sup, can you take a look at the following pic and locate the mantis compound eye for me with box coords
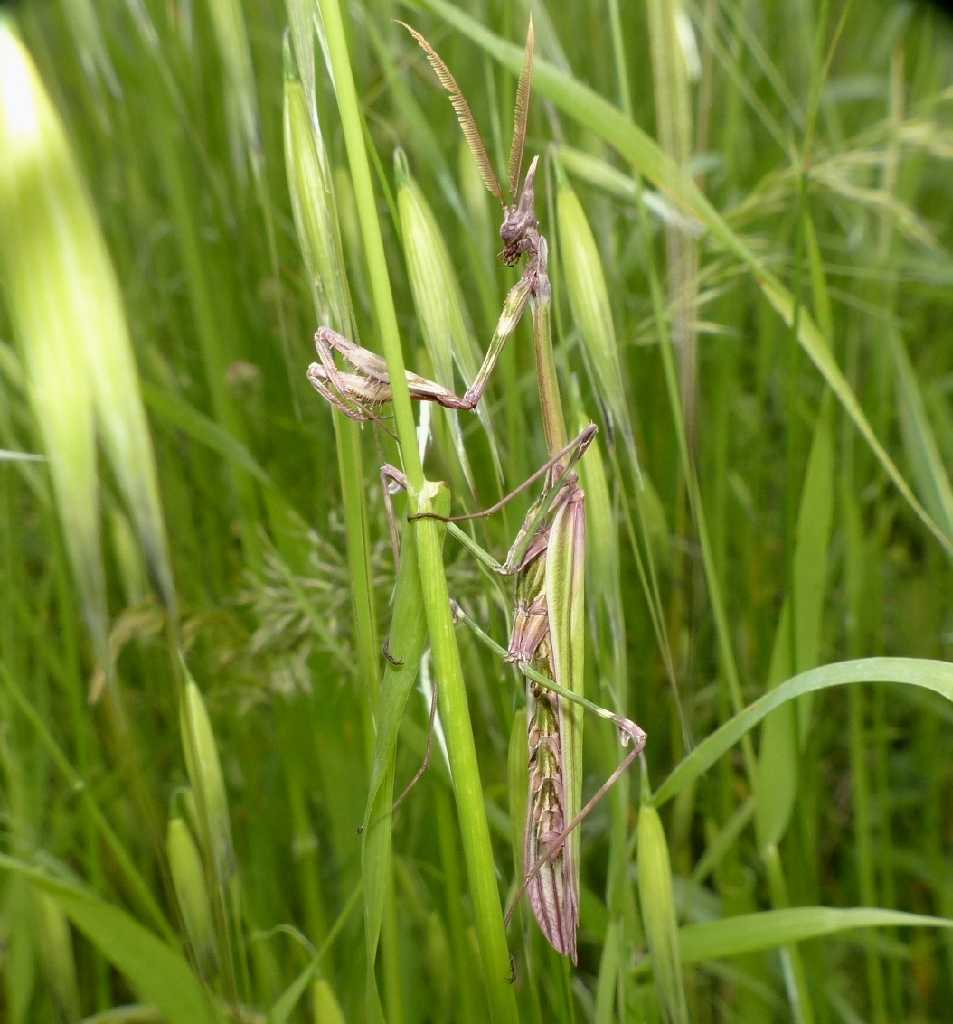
[500,208,520,244]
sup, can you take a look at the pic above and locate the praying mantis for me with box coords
[306,18,646,964]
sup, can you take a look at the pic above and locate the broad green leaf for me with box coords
[0,857,219,1024]
[656,658,953,806]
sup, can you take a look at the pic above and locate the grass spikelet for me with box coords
[180,673,234,884]
[637,803,688,1024]
[31,888,81,1021]
[0,22,105,665]
[179,665,248,996]
[166,816,215,975]
[556,176,640,480]
[0,22,177,670]
[284,44,354,336]
[3,21,173,616]
[312,978,347,1024]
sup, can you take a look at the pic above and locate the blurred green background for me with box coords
[2,0,953,1021]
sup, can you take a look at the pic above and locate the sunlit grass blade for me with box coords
[2,23,175,620]
[0,23,108,664]
[555,143,703,236]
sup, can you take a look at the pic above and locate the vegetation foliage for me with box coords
[2,1,953,1021]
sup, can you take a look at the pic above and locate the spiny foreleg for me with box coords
[307,274,532,421]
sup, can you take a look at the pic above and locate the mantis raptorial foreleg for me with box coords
[307,246,533,422]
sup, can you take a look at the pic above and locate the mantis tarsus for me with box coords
[307,18,646,964]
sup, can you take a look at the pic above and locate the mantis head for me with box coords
[500,155,540,266]
[400,17,537,267]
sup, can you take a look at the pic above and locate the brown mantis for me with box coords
[306,18,646,964]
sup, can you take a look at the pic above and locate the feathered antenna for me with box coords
[507,17,534,199]
[397,21,504,204]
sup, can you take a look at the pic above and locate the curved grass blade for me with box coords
[655,658,953,806]
[0,857,220,1024]
[676,907,953,964]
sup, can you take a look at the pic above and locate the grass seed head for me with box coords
[166,816,216,974]
[283,56,354,336]
[0,24,175,659]
[31,889,81,1021]
[557,179,639,472]
[180,676,235,884]
[637,804,689,1024]
[396,148,481,488]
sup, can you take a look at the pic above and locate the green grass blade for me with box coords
[755,395,834,849]
[656,658,953,806]
[891,330,953,541]
[0,856,221,1024]
[361,487,447,1017]
[637,804,689,1024]
[317,3,518,1017]
[677,907,953,964]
